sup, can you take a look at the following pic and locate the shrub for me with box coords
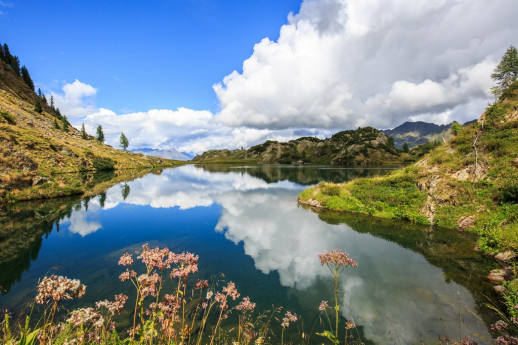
[0,111,15,124]
[321,184,341,196]
[92,157,115,171]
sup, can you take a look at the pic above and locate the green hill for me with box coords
[193,126,407,165]
[299,81,518,254]
[0,56,179,203]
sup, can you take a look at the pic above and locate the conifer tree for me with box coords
[0,43,5,63]
[50,95,55,110]
[38,88,43,98]
[34,99,42,113]
[53,118,59,129]
[402,142,409,153]
[55,107,62,118]
[81,123,88,139]
[119,132,129,150]
[96,125,104,143]
[10,55,20,75]
[20,66,35,91]
[491,45,518,97]
[61,115,69,132]
[2,44,13,66]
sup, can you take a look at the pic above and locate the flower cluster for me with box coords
[138,244,175,271]
[236,297,256,311]
[137,272,162,298]
[281,311,298,328]
[95,294,128,316]
[223,282,240,300]
[195,279,209,290]
[318,249,358,268]
[35,275,86,304]
[67,307,104,328]
[170,252,199,280]
[318,300,328,311]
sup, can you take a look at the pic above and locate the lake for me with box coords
[0,164,499,344]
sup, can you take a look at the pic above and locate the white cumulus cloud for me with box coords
[213,0,517,129]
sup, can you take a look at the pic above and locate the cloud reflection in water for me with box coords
[64,165,490,343]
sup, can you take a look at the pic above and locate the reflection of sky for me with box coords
[60,165,490,344]
[213,187,490,343]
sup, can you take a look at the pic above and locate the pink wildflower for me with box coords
[35,275,86,304]
[118,252,133,266]
[318,249,358,268]
[95,294,128,315]
[138,272,161,298]
[119,269,136,282]
[195,279,209,290]
[138,244,174,271]
[236,297,256,311]
[281,311,298,328]
[492,320,509,332]
[215,292,228,310]
[223,281,240,300]
[494,335,518,345]
[170,252,199,280]
[67,307,103,328]
[319,300,328,311]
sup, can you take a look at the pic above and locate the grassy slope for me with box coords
[299,81,518,254]
[0,61,182,203]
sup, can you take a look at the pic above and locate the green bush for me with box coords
[321,184,341,196]
[0,111,15,124]
[499,183,518,204]
[92,157,115,171]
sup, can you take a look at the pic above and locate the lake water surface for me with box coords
[0,165,500,344]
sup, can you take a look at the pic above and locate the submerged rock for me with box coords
[487,269,512,284]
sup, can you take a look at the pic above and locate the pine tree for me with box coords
[50,95,55,110]
[402,142,409,153]
[2,44,13,66]
[20,66,35,91]
[10,55,20,75]
[119,132,129,150]
[96,125,104,143]
[38,88,43,98]
[53,119,59,129]
[34,99,42,114]
[80,123,88,139]
[491,45,518,97]
[55,107,62,118]
[0,43,5,63]
[61,115,69,132]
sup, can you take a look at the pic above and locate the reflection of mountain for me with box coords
[196,164,397,185]
[0,197,80,294]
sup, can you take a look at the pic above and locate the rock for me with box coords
[493,285,507,295]
[457,215,476,230]
[495,251,517,262]
[487,269,512,284]
[32,175,49,186]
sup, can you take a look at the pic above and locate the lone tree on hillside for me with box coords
[96,125,104,143]
[119,132,129,150]
[491,45,518,97]
[80,123,88,140]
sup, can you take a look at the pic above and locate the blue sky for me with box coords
[1,0,518,154]
[1,0,301,113]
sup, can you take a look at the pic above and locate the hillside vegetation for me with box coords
[0,57,179,203]
[194,127,412,165]
[299,80,518,254]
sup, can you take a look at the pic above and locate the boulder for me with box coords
[495,251,517,262]
[487,269,512,284]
